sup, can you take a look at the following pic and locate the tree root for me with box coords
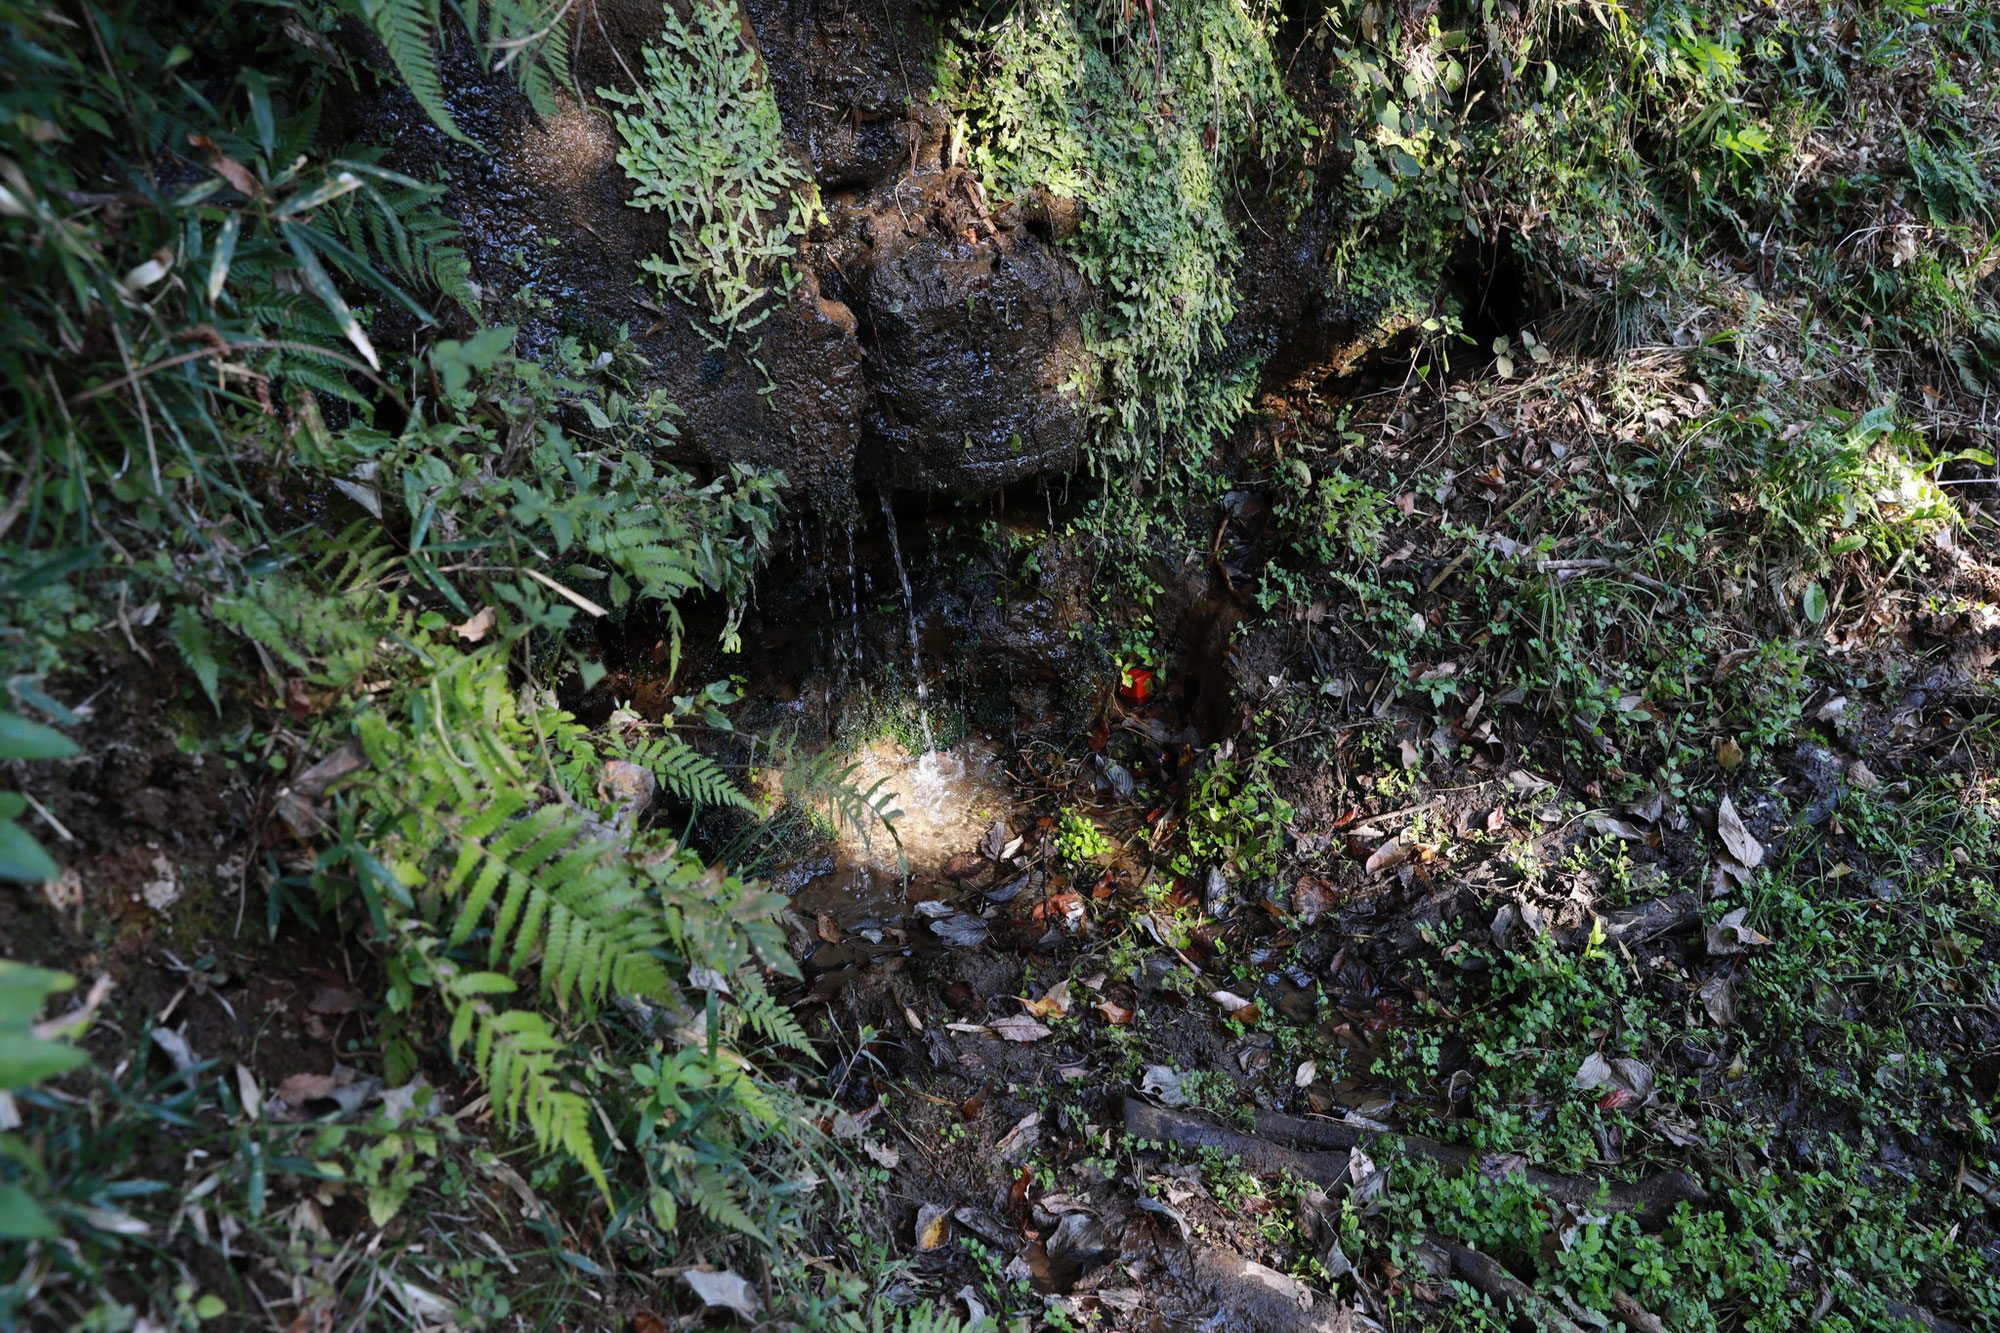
[1419,1234,1583,1333]
[1123,1101,1971,1333]
[1124,1098,1708,1231]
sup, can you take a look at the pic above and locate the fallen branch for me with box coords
[1566,892,1702,949]
[1608,1289,1666,1333]
[1879,1299,1968,1333]
[1533,558,1684,602]
[1422,1234,1583,1333]
[1124,1099,1708,1231]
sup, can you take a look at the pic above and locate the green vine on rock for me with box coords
[940,0,1307,496]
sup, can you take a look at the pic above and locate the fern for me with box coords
[442,966,609,1198]
[359,653,676,1013]
[487,0,578,119]
[732,968,813,1057]
[785,750,904,854]
[599,0,810,334]
[620,733,755,812]
[342,0,582,148]
[352,0,465,143]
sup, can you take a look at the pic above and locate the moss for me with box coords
[939,0,1307,495]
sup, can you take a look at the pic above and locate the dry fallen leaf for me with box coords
[995,1111,1042,1160]
[1095,1000,1134,1026]
[1587,813,1647,842]
[683,1268,761,1318]
[235,1064,262,1122]
[1021,980,1071,1020]
[1698,973,1737,1026]
[453,606,497,643]
[277,1072,337,1108]
[1294,1060,1317,1089]
[1364,837,1411,875]
[987,1014,1053,1043]
[1715,795,1763,868]
[1715,737,1744,771]
[307,986,357,1015]
[1705,907,1773,955]
[915,1203,951,1251]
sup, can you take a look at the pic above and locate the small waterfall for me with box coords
[878,492,937,762]
[819,517,844,725]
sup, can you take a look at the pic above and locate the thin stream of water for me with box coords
[880,488,932,756]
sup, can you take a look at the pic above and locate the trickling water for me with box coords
[820,518,844,724]
[845,523,859,625]
[878,492,938,763]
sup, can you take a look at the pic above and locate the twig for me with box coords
[1533,557,1685,602]
[1123,1098,1708,1230]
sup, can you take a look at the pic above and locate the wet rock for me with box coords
[823,168,1094,494]
[741,0,939,193]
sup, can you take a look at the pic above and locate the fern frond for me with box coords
[782,750,903,853]
[733,969,813,1058]
[642,734,754,811]
[351,0,469,143]
[686,1162,761,1238]
[445,973,609,1199]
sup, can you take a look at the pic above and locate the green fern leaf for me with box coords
[351,0,470,144]
[650,735,754,811]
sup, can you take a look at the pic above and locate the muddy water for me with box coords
[779,734,1020,926]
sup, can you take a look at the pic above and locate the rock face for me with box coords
[822,166,1093,494]
[371,0,1095,504]
[361,0,1370,507]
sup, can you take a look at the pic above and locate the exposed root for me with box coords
[1419,1234,1584,1333]
[1124,1099,1710,1231]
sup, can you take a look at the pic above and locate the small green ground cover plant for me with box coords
[601,0,812,341]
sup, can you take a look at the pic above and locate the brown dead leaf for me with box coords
[1094,1001,1134,1026]
[816,911,842,943]
[1698,973,1737,1026]
[915,1201,951,1249]
[306,986,357,1015]
[1020,980,1071,1020]
[1715,737,1744,771]
[1030,893,1081,921]
[454,606,497,643]
[1294,875,1334,924]
[1705,907,1773,955]
[1715,795,1763,868]
[277,1072,336,1109]
[994,1111,1042,1159]
[988,1014,1053,1043]
[1364,837,1412,875]
[187,133,260,197]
